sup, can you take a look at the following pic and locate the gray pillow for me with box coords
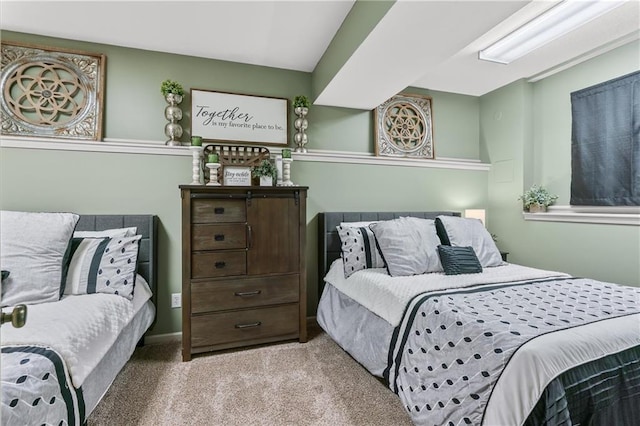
[369,217,442,277]
[1,211,79,306]
[435,215,503,267]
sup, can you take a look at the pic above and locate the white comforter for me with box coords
[324,259,640,425]
[324,259,569,326]
[1,278,152,388]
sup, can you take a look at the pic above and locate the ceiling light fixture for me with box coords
[479,0,625,64]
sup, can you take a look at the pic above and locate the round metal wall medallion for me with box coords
[1,42,105,140]
[375,93,434,159]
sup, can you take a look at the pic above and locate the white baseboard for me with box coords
[145,332,181,345]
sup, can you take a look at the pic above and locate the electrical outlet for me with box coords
[171,293,181,308]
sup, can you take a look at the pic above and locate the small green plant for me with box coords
[251,159,278,180]
[519,184,558,209]
[293,95,310,109]
[160,80,184,97]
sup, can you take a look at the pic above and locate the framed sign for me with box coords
[191,89,289,146]
[223,167,252,186]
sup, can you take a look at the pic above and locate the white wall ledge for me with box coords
[0,136,490,172]
[523,205,640,226]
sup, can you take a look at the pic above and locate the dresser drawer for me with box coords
[192,251,246,278]
[192,199,246,224]
[192,224,247,251]
[191,274,299,313]
[191,304,299,348]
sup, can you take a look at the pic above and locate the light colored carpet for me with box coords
[88,327,412,425]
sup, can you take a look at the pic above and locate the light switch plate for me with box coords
[171,293,181,308]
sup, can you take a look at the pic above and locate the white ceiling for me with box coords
[1,0,639,110]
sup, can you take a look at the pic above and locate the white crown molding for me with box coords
[528,31,640,83]
[0,136,490,171]
[523,205,640,226]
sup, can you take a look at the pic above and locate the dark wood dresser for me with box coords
[179,185,308,361]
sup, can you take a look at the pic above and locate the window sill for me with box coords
[522,206,640,226]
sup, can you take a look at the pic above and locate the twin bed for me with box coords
[1,214,158,425]
[317,211,640,426]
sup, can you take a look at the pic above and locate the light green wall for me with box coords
[0,31,486,335]
[532,41,640,201]
[480,80,530,257]
[0,149,189,335]
[0,31,308,143]
[311,87,480,158]
[481,42,640,287]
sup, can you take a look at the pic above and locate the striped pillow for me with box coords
[437,245,483,275]
[337,225,385,278]
[65,235,141,300]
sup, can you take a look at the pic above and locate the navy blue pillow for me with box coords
[437,245,482,275]
[435,217,451,245]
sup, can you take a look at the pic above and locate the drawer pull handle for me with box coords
[215,261,226,269]
[235,321,261,329]
[234,290,261,297]
[214,234,225,241]
[214,207,225,214]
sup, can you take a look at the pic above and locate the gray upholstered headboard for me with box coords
[75,215,158,305]
[317,211,461,297]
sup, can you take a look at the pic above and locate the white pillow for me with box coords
[369,217,443,277]
[74,227,137,238]
[336,225,385,278]
[65,235,141,300]
[435,215,503,268]
[339,220,380,228]
[1,211,79,306]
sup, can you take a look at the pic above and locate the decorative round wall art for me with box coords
[0,42,105,141]
[374,93,434,159]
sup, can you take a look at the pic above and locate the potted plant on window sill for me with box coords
[251,159,278,186]
[519,185,558,213]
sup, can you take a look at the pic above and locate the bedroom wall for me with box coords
[481,41,640,288]
[0,31,487,336]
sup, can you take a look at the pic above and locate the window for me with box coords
[570,71,640,206]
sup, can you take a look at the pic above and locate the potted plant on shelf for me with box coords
[519,185,558,213]
[160,80,185,146]
[293,95,310,110]
[160,80,185,98]
[251,159,278,186]
[292,95,310,153]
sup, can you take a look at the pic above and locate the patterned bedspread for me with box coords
[1,346,85,426]
[385,276,640,426]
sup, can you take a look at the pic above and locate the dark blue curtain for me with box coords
[570,71,640,206]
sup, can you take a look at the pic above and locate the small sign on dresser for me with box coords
[223,167,251,186]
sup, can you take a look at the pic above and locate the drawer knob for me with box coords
[235,321,261,329]
[234,290,261,297]
[215,261,226,269]
[214,234,225,241]
[214,207,225,214]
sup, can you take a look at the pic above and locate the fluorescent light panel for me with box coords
[479,0,625,64]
